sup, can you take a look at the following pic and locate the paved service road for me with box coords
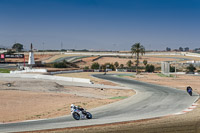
[0,74,198,133]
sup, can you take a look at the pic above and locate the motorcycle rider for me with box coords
[186,86,193,96]
[71,104,87,115]
[71,104,75,112]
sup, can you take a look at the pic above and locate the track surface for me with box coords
[0,74,198,133]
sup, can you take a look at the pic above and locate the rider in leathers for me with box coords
[71,104,87,115]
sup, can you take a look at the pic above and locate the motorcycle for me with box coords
[186,86,193,96]
[71,105,92,120]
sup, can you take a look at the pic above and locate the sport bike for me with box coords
[71,105,92,120]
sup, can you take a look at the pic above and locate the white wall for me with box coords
[0,73,91,84]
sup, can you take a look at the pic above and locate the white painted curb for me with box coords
[173,103,198,115]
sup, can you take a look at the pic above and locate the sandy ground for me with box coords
[0,78,134,123]
[77,56,99,68]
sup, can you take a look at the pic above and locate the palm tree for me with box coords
[131,43,145,74]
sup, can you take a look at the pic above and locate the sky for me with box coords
[0,0,200,51]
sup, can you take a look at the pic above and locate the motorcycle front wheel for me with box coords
[86,112,92,119]
[73,112,80,120]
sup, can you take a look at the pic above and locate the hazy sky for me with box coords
[0,0,200,51]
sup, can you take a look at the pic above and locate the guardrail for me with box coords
[50,70,84,75]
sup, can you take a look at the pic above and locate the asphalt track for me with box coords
[0,74,199,133]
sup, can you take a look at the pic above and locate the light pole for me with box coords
[104,65,109,75]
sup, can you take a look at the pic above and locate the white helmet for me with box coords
[71,104,74,108]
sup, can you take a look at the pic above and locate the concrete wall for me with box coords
[0,73,91,84]
[50,70,83,75]
[10,68,47,74]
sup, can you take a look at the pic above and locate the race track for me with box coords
[0,74,198,133]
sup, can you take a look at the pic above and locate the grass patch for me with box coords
[0,68,10,73]
[157,73,174,77]
[109,96,128,99]
[117,74,135,78]
[117,75,126,77]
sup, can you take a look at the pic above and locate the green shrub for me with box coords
[91,62,100,69]
[84,66,89,70]
[143,60,148,66]
[53,62,66,68]
[101,63,115,70]
[126,60,133,68]
[170,66,175,72]
[114,61,119,68]
[186,64,196,73]
[145,64,155,72]
[119,64,124,68]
